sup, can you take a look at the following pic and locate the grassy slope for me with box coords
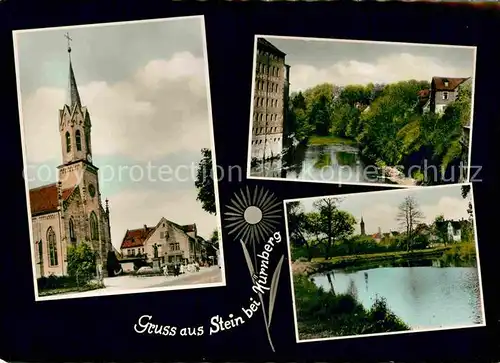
[308,134,358,146]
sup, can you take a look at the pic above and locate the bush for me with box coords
[67,243,97,284]
[440,243,477,267]
[37,275,78,290]
[293,274,409,339]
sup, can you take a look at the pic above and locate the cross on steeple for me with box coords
[64,31,81,109]
[64,32,72,53]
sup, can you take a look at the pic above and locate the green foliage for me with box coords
[331,103,361,138]
[67,242,96,282]
[357,80,430,166]
[37,275,79,290]
[285,78,471,184]
[210,229,219,244]
[433,214,449,245]
[195,148,216,215]
[440,242,476,266]
[294,274,409,339]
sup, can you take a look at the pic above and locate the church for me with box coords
[29,38,112,278]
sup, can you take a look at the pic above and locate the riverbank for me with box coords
[307,134,357,147]
[294,273,410,340]
[305,134,418,186]
[292,243,476,276]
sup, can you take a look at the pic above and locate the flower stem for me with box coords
[258,292,275,352]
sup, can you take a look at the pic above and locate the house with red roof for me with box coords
[119,217,204,267]
[422,76,472,114]
[29,44,112,279]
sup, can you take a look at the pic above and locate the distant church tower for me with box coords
[360,217,365,236]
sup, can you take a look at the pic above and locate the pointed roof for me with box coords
[120,226,155,249]
[65,34,82,109]
[257,38,286,57]
[432,77,470,91]
[67,58,82,109]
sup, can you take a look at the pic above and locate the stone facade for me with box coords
[29,51,112,278]
[120,217,203,265]
[251,38,290,160]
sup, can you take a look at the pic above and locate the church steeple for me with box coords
[58,32,93,167]
[65,32,82,109]
[360,216,365,236]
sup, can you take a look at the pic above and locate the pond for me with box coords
[311,259,483,331]
[250,142,383,184]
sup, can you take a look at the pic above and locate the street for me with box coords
[40,266,223,300]
[150,266,222,287]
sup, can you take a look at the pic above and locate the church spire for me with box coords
[65,32,82,109]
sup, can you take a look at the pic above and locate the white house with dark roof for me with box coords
[422,76,471,114]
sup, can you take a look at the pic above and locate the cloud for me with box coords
[290,53,472,91]
[420,196,470,224]
[108,187,218,250]
[21,51,211,164]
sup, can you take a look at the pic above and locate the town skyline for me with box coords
[290,185,472,236]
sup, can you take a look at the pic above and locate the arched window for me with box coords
[75,130,82,151]
[47,227,58,266]
[90,211,98,240]
[69,217,76,242]
[65,132,71,153]
[38,239,43,265]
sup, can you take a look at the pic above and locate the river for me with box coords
[250,143,384,184]
[311,259,483,331]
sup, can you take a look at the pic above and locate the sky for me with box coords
[288,184,472,236]
[262,36,476,92]
[15,16,219,248]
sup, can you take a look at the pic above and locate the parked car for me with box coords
[136,266,154,274]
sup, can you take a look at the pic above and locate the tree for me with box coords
[358,80,430,165]
[433,215,449,246]
[210,229,219,244]
[461,184,474,222]
[309,198,356,258]
[331,103,361,138]
[339,84,371,106]
[288,92,314,141]
[203,229,219,264]
[310,94,332,136]
[67,243,96,284]
[287,202,316,261]
[106,250,121,277]
[460,185,474,242]
[396,195,424,251]
[195,148,216,215]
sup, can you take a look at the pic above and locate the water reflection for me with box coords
[312,257,483,330]
[250,142,380,183]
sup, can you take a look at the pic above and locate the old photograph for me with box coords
[284,184,484,342]
[247,36,476,187]
[14,16,225,301]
